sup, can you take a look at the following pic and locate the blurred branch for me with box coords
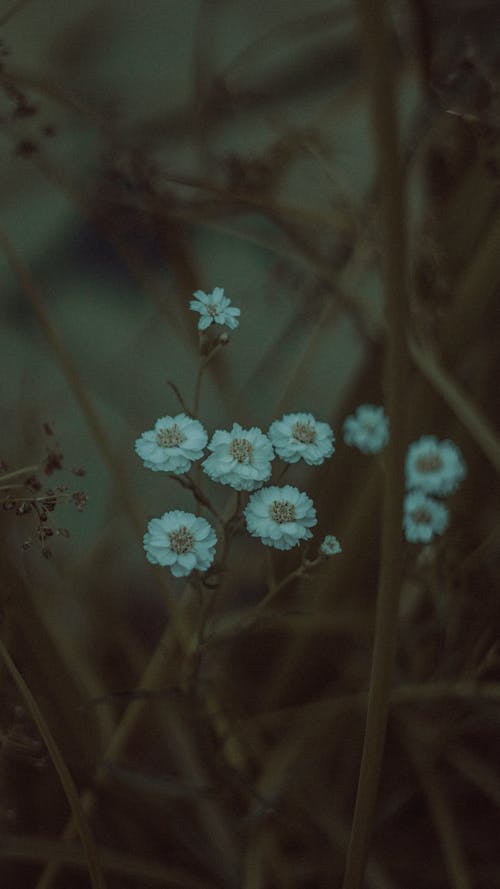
[409,336,500,476]
[0,638,107,889]
[0,833,216,887]
[0,0,34,27]
[342,0,410,885]
[0,223,145,540]
[0,66,110,129]
[258,679,500,723]
[401,719,472,889]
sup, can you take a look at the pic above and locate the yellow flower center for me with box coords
[230,437,253,463]
[270,500,296,524]
[168,526,194,554]
[292,421,316,444]
[156,424,185,448]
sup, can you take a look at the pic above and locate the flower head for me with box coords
[403,490,449,544]
[135,414,207,474]
[343,404,389,454]
[268,412,334,466]
[143,510,217,577]
[189,287,240,331]
[244,484,317,550]
[405,435,466,496]
[319,534,342,556]
[202,423,274,491]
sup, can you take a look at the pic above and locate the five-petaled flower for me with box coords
[268,412,334,466]
[189,287,240,331]
[135,414,207,474]
[202,423,275,491]
[244,484,317,550]
[143,510,217,577]
[403,490,449,544]
[343,404,389,455]
[405,435,466,496]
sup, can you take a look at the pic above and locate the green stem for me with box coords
[342,1,409,887]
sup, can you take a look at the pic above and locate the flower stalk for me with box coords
[341,0,410,886]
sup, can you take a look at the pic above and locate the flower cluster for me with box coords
[403,435,466,544]
[134,290,343,575]
[136,410,336,570]
[135,286,472,577]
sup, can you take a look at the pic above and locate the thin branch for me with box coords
[0,464,40,482]
[409,337,500,477]
[0,638,107,889]
[402,721,472,889]
[167,380,192,415]
[0,0,34,27]
[342,0,409,885]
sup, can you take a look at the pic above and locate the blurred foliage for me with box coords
[1,1,500,887]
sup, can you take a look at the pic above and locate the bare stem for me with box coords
[192,335,227,417]
[192,356,205,419]
[0,224,144,542]
[0,638,107,889]
[170,472,222,524]
[0,464,40,483]
[342,1,409,887]
[0,0,34,27]
[166,379,192,415]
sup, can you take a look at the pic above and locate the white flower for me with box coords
[143,510,217,577]
[189,287,240,331]
[405,435,466,496]
[244,484,317,550]
[319,534,342,556]
[135,413,207,474]
[343,404,389,454]
[403,490,449,544]
[202,423,274,491]
[268,412,334,466]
